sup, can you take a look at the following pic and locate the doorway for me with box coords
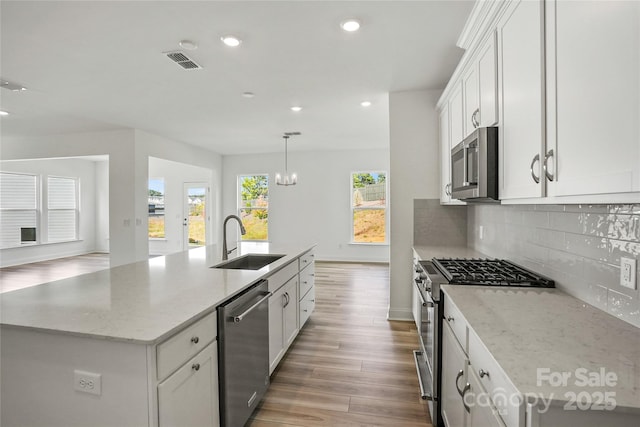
[183,183,208,250]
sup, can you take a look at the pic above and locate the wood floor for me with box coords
[0,253,110,293]
[248,262,432,427]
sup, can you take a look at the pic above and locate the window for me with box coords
[0,172,38,248]
[238,175,268,241]
[47,176,78,242]
[148,178,165,239]
[351,171,387,243]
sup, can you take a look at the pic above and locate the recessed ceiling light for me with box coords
[341,19,361,32]
[360,101,372,107]
[0,110,9,116]
[290,106,302,112]
[221,36,242,47]
[179,40,198,51]
[242,92,255,98]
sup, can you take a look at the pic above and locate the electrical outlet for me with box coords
[620,257,637,290]
[74,370,102,395]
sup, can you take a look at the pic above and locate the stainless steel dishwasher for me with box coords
[217,279,271,427]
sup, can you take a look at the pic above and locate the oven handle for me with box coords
[414,281,434,308]
[412,350,433,401]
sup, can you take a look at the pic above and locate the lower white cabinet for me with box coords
[269,275,299,374]
[158,342,219,427]
[467,367,506,427]
[441,321,469,427]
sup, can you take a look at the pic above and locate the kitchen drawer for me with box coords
[299,285,315,327]
[157,312,217,381]
[443,294,468,352]
[267,261,298,293]
[299,263,315,300]
[468,328,522,427]
[299,250,315,271]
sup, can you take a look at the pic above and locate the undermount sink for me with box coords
[212,254,286,270]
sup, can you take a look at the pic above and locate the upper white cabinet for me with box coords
[462,66,479,138]
[497,0,546,200]
[450,83,465,147]
[462,31,498,138]
[477,32,498,128]
[545,0,640,197]
[437,0,639,203]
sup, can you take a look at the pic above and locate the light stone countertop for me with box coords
[0,242,314,344]
[442,285,640,412]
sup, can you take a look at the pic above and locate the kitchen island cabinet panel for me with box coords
[158,342,219,427]
[0,328,150,427]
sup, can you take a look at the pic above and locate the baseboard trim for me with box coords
[387,308,414,322]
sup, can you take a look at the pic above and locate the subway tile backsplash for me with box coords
[414,199,467,246]
[468,204,640,328]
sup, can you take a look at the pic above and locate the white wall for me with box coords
[388,89,441,320]
[148,157,215,256]
[0,158,99,267]
[0,129,222,267]
[222,149,390,262]
[94,160,110,253]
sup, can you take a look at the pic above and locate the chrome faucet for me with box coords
[222,214,246,260]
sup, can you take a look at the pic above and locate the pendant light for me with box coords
[276,132,300,186]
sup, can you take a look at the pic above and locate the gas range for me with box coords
[411,257,554,427]
[416,258,554,303]
[432,258,555,287]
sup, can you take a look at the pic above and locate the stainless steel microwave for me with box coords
[451,127,498,201]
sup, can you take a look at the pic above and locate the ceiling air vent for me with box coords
[164,51,202,70]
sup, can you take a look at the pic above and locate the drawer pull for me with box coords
[455,369,465,396]
[462,383,471,413]
[447,316,455,322]
[190,336,200,344]
[192,363,200,371]
[479,369,489,379]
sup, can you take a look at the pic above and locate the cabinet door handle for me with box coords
[447,316,455,322]
[282,292,289,308]
[192,363,200,371]
[462,383,471,413]
[543,149,554,182]
[471,108,480,128]
[530,154,541,184]
[190,336,199,344]
[455,369,465,396]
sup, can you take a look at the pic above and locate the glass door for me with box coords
[183,183,208,250]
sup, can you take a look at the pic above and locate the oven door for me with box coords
[413,280,436,401]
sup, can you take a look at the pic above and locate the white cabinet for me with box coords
[440,102,465,205]
[298,250,315,327]
[441,321,469,427]
[463,31,498,139]
[158,343,219,427]
[463,65,479,138]
[441,294,513,427]
[467,368,506,427]
[545,0,640,198]
[477,31,498,128]
[269,275,299,374]
[450,83,465,148]
[497,0,546,200]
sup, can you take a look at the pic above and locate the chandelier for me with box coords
[275,132,300,186]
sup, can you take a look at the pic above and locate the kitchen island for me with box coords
[0,242,315,427]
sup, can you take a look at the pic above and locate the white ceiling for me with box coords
[0,0,473,156]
